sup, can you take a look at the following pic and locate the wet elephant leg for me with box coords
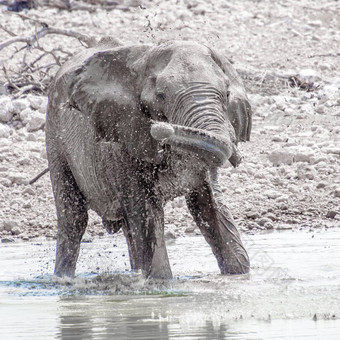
[117,168,172,279]
[186,180,250,275]
[50,161,88,277]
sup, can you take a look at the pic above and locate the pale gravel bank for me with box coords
[0,0,339,242]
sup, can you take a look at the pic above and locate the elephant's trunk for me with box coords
[170,82,228,135]
[150,83,241,167]
[151,122,233,167]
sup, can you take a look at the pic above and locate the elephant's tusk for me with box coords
[150,122,175,141]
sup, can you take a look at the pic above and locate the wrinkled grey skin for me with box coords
[46,39,252,279]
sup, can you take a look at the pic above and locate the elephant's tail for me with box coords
[29,167,49,185]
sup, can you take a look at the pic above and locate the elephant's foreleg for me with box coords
[118,177,172,279]
[50,161,88,277]
[186,181,250,275]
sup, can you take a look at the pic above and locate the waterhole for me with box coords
[1,228,339,339]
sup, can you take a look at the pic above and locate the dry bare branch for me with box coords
[0,23,17,37]
[69,3,130,12]
[0,9,103,96]
[7,10,48,25]
[308,52,340,58]
[2,0,135,12]
[0,25,97,52]
[2,67,20,91]
[13,84,40,98]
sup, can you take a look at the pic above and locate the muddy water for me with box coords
[1,228,340,339]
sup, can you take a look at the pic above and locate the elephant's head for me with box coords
[137,41,252,167]
[59,41,251,167]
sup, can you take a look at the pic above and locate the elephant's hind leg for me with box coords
[116,168,172,279]
[186,181,250,275]
[121,193,172,279]
[50,161,88,277]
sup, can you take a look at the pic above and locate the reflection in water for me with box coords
[54,295,339,340]
[57,296,171,340]
[0,229,340,339]
[56,296,229,340]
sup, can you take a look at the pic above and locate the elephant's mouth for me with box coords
[150,121,240,167]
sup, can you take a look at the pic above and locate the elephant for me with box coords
[45,39,252,279]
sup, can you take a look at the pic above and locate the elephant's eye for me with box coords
[156,92,166,101]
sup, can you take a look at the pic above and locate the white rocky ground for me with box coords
[0,0,339,241]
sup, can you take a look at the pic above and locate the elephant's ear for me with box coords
[57,46,163,163]
[210,49,252,142]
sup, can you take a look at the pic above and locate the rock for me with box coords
[296,166,316,180]
[326,211,337,219]
[294,149,314,163]
[11,226,21,235]
[276,195,289,203]
[21,234,30,241]
[319,84,340,101]
[19,108,34,125]
[315,105,325,114]
[310,156,329,165]
[82,233,93,243]
[0,97,14,123]
[311,125,325,133]
[165,230,176,239]
[17,157,31,165]
[287,185,299,194]
[283,108,295,116]
[0,165,8,172]
[27,113,45,132]
[172,197,186,209]
[247,221,261,230]
[23,187,35,195]
[276,224,293,230]
[185,226,196,233]
[7,173,28,185]
[232,186,242,194]
[272,135,285,142]
[38,97,48,114]
[246,210,261,219]
[1,237,15,243]
[268,150,294,166]
[257,217,272,226]
[254,173,265,180]
[308,20,323,28]
[27,95,44,110]
[2,220,16,232]
[263,190,280,199]
[0,124,11,138]
[27,142,41,153]
[40,148,47,159]
[0,178,11,187]
[12,99,28,113]
[316,182,327,189]
[265,213,277,221]
[45,231,56,239]
[334,189,340,198]
[324,148,340,156]
[264,222,274,230]
[26,133,37,142]
[298,69,321,83]
[318,94,329,105]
